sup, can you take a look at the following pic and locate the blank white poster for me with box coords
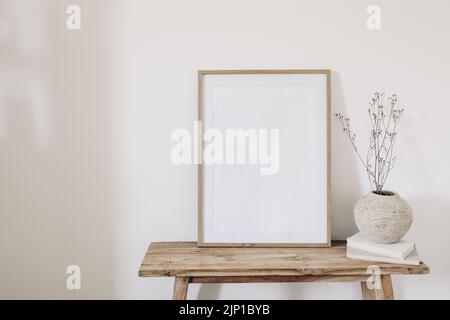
[201,72,329,245]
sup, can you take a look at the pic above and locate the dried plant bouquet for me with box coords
[335,93,405,195]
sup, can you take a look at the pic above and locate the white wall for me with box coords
[0,0,449,299]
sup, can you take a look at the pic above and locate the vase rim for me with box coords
[370,190,397,196]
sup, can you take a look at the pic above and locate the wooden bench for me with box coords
[139,241,429,300]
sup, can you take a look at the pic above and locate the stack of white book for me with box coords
[346,233,420,265]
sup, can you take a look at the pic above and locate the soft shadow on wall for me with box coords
[0,0,116,298]
[330,70,363,240]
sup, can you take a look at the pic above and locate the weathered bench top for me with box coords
[139,241,429,278]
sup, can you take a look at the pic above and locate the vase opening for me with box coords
[372,190,395,196]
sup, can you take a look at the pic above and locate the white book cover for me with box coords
[347,247,421,266]
[347,232,415,259]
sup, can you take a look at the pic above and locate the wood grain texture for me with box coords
[173,277,190,300]
[139,241,429,278]
[197,69,332,248]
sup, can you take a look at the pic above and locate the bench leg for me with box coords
[173,277,190,300]
[361,275,394,300]
[380,275,394,300]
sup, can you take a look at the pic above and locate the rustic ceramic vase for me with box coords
[354,191,413,244]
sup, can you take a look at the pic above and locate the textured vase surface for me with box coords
[354,191,413,244]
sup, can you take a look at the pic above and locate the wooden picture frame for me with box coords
[198,70,331,247]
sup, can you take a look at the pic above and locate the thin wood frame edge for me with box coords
[197,69,332,248]
[198,69,331,75]
[197,71,205,246]
[327,70,332,247]
[197,242,331,248]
